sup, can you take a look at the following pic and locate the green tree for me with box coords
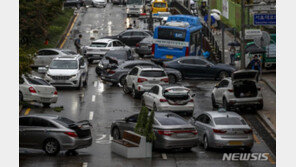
[135,106,149,135]
[19,48,34,79]
[144,110,156,143]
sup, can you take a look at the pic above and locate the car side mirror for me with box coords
[38,67,48,74]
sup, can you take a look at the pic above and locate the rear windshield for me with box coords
[158,28,186,41]
[54,117,75,127]
[90,42,107,47]
[156,114,188,125]
[154,3,166,8]
[50,60,78,69]
[140,70,166,77]
[214,117,247,125]
[26,77,50,86]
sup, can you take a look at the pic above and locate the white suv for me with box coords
[211,70,263,111]
[123,66,169,98]
[45,55,88,89]
[84,38,131,63]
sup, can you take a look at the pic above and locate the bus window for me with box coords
[158,28,186,41]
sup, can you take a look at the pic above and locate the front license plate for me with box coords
[166,55,174,59]
[229,141,243,146]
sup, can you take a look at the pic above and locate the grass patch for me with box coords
[53,106,64,112]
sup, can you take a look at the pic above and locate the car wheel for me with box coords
[123,82,131,94]
[168,74,177,84]
[217,71,229,80]
[95,67,101,76]
[223,98,230,111]
[211,94,218,109]
[83,74,88,87]
[88,59,93,64]
[153,103,158,111]
[131,86,139,99]
[76,78,83,90]
[203,136,209,150]
[43,138,60,156]
[19,92,23,102]
[119,75,127,86]
[257,102,263,110]
[43,103,51,108]
[112,127,121,140]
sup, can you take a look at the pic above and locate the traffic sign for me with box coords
[245,29,262,40]
[253,13,276,25]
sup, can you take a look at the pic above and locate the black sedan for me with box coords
[103,29,152,47]
[64,0,85,8]
[163,56,236,80]
[135,36,153,58]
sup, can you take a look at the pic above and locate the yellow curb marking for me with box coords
[59,13,79,49]
[253,134,261,144]
[267,154,276,164]
[24,108,31,116]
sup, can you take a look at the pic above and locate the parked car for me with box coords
[111,112,198,150]
[123,66,169,98]
[103,29,152,47]
[211,70,263,110]
[84,38,130,63]
[20,115,92,155]
[19,75,58,107]
[112,0,123,5]
[32,48,77,67]
[142,84,195,115]
[44,55,88,89]
[100,60,182,85]
[64,0,85,8]
[135,36,153,58]
[163,56,236,80]
[95,49,134,76]
[92,0,107,7]
[189,110,254,151]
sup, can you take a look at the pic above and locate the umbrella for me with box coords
[245,44,266,54]
[228,41,240,46]
[211,9,221,15]
[211,13,221,21]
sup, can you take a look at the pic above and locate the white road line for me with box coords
[94,81,97,87]
[89,111,94,120]
[162,153,167,160]
[96,135,107,142]
[92,95,96,102]
[109,134,113,141]
[82,162,88,167]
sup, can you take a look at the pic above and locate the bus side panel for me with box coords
[154,45,186,60]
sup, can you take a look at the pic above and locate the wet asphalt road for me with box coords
[20,4,275,167]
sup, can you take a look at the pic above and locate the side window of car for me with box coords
[47,50,59,55]
[79,58,85,67]
[37,50,46,55]
[19,117,32,126]
[127,114,138,123]
[124,64,136,69]
[31,118,56,127]
[202,115,211,124]
[196,114,204,122]
[121,32,133,37]
[218,80,229,88]
[107,42,112,47]
[113,41,119,47]
[129,68,138,75]
[150,86,159,95]
[180,59,195,64]
[118,41,125,46]
[194,59,207,65]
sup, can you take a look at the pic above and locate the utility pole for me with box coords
[240,0,246,69]
[221,25,225,63]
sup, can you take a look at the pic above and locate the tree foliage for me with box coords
[144,110,156,143]
[135,107,156,143]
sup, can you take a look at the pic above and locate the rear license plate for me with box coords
[229,141,243,146]
[166,55,174,59]
[176,133,190,138]
[41,98,51,102]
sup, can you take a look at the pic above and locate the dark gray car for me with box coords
[110,112,198,150]
[19,115,92,155]
[135,36,153,58]
[100,60,182,85]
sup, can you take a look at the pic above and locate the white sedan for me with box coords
[19,75,58,107]
[142,84,195,116]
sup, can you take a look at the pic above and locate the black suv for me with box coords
[64,0,85,8]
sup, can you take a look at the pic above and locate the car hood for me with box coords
[47,69,78,76]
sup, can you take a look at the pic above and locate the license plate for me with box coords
[41,98,51,102]
[229,141,243,146]
[166,55,174,59]
[176,133,190,137]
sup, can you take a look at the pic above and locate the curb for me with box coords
[257,111,276,136]
[56,13,79,48]
[261,78,276,93]
[19,105,23,113]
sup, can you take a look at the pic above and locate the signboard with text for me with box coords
[253,13,276,26]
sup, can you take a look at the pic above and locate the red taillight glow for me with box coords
[213,129,227,134]
[108,70,115,74]
[185,47,189,56]
[140,13,147,16]
[228,89,234,92]
[161,78,169,83]
[136,43,140,47]
[152,44,155,55]
[159,99,167,102]
[64,132,78,137]
[158,130,173,136]
[189,99,194,102]
[54,90,58,95]
[244,129,253,134]
[138,78,148,83]
[29,87,37,93]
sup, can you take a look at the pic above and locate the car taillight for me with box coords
[152,43,155,54]
[54,90,58,95]
[228,89,234,92]
[189,99,194,102]
[140,13,147,16]
[136,43,140,47]
[158,130,173,136]
[244,129,253,134]
[64,132,78,137]
[191,129,198,135]
[213,129,227,134]
[185,47,189,56]
[29,87,37,93]
[161,78,169,82]
[166,8,168,12]
[159,99,167,102]
[108,70,116,74]
[138,78,148,83]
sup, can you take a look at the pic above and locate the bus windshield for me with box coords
[157,28,186,41]
[127,0,143,5]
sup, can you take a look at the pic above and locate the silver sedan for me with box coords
[189,110,254,151]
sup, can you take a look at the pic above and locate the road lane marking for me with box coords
[162,153,167,160]
[95,135,106,143]
[59,13,79,48]
[109,134,113,141]
[92,95,96,102]
[253,134,261,143]
[267,154,276,164]
[94,81,97,87]
[24,108,31,116]
[82,162,88,167]
[89,111,94,120]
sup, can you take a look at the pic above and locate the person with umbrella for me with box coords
[248,55,262,81]
[229,45,236,65]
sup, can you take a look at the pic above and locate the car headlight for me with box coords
[70,74,77,78]
[98,63,103,68]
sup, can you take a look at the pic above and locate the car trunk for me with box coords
[163,88,190,105]
[233,80,258,98]
[68,120,92,138]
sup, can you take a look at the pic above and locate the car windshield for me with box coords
[90,42,108,47]
[156,113,188,125]
[214,117,247,125]
[50,60,78,69]
[26,77,50,86]
[127,0,143,5]
[61,50,76,55]
[54,117,75,127]
[154,3,166,8]
[140,70,166,77]
[158,28,186,41]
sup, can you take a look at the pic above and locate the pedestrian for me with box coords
[127,24,132,30]
[249,55,261,81]
[74,34,82,54]
[229,45,236,65]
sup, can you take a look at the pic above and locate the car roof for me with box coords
[54,55,81,60]
[204,111,242,118]
[93,38,115,43]
[20,114,60,120]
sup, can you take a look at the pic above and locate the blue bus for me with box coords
[152,15,203,60]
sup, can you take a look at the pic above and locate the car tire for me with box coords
[211,94,218,109]
[131,86,139,99]
[83,74,88,87]
[123,82,131,94]
[43,138,60,156]
[168,74,177,84]
[257,102,263,110]
[19,91,23,102]
[77,78,83,90]
[88,59,93,64]
[112,127,121,140]
[95,66,101,76]
[203,136,210,151]
[223,98,230,111]
[153,103,158,111]
[119,75,127,86]
[217,71,229,80]
[43,103,51,108]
